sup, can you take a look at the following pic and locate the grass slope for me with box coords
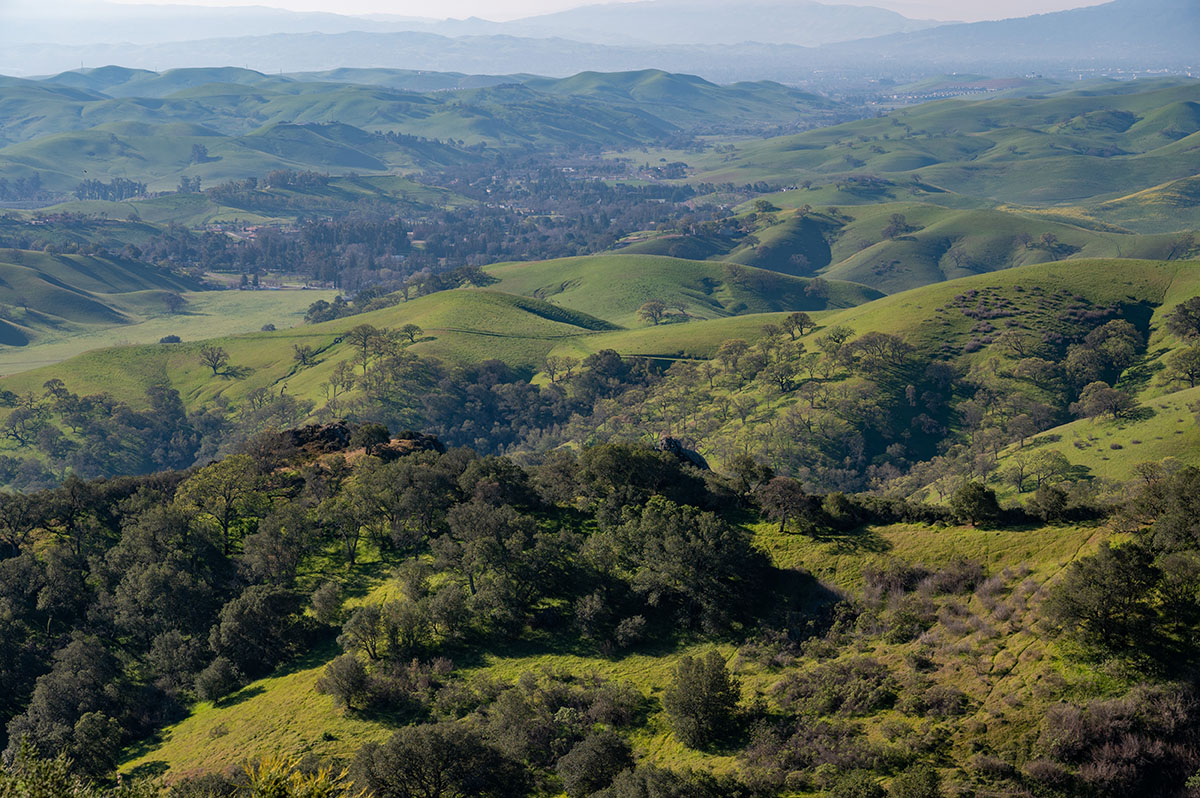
[485,254,880,327]
[993,386,1200,492]
[817,258,1193,352]
[649,82,1200,216]
[0,289,336,376]
[0,249,200,348]
[626,191,1192,295]
[0,289,616,408]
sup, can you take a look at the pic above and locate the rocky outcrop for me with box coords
[655,436,710,471]
[373,430,446,460]
[283,421,353,454]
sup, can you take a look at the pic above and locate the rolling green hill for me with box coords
[0,288,615,407]
[525,69,837,130]
[620,198,1192,295]
[0,66,850,192]
[484,254,881,326]
[809,257,1195,357]
[1089,175,1200,234]
[672,81,1200,224]
[0,252,881,411]
[0,249,198,347]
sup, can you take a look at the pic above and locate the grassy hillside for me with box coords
[546,313,793,362]
[1088,175,1200,234]
[522,257,1200,496]
[0,251,885,440]
[620,198,1190,295]
[485,254,880,326]
[818,204,1180,295]
[525,69,837,129]
[0,289,616,407]
[0,249,199,347]
[990,386,1200,493]
[811,258,1195,359]
[0,288,336,376]
[0,66,851,191]
[646,82,1200,221]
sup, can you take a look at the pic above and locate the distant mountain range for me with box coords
[432,0,943,46]
[0,0,1194,80]
[1,0,941,48]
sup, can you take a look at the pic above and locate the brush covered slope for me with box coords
[6,416,1200,797]
[536,257,1200,496]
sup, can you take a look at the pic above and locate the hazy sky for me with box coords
[102,0,1114,23]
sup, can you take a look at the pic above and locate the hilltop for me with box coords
[484,254,880,326]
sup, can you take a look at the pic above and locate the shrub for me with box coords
[829,769,885,798]
[159,335,181,344]
[773,657,896,717]
[352,722,529,798]
[261,323,276,332]
[316,654,369,710]
[923,685,969,718]
[195,656,242,702]
[920,559,984,595]
[557,730,633,798]
[663,651,741,748]
[311,581,342,625]
[888,764,943,797]
[949,482,1001,526]
[1038,683,1200,795]
[594,766,756,798]
[614,616,646,648]
[350,422,391,451]
[170,773,236,797]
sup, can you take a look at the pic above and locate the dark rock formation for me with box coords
[655,436,710,470]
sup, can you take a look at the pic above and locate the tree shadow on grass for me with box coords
[124,760,170,780]
[215,684,266,709]
[221,364,255,380]
[810,525,892,554]
[1123,404,1156,423]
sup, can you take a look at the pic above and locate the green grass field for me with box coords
[817,258,1193,347]
[545,313,794,361]
[0,289,336,376]
[991,386,1200,492]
